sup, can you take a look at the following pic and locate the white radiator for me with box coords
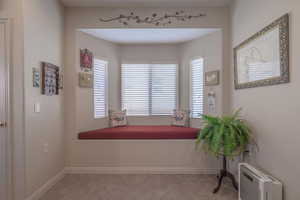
[239,163,282,200]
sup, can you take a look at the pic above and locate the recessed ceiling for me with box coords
[61,0,232,7]
[80,29,219,44]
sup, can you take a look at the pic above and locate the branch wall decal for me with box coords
[99,11,206,26]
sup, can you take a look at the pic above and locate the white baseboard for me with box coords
[25,168,65,200]
[65,167,218,175]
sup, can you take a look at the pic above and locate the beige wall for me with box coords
[120,44,179,63]
[0,0,25,199]
[230,0,300,199]
[23,0,64,197]
[65,7,229,172]
[179,30,223,127]
[76,31,120,132]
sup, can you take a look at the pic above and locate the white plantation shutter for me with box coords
[122,64,177,116]
[94,59,107,118]
[122,64,150,116]
[191,59,204,118]
[151,64,177,115]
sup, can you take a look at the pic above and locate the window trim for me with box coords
[121,63,179,116]
[93,58,108,119]
[189,57,204,119]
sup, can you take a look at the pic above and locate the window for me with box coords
[94,59,108,118]
[122,64,177,116]
[191,58,204,118]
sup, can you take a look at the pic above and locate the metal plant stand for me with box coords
[213,156,238,194]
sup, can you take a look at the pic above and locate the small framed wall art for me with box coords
[205,70,220,86]
[79,72,93,88]
[41,62,59,96]
[80,48,93,71]
[32,68,40,88]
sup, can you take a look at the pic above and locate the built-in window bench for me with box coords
[78,126,199,140]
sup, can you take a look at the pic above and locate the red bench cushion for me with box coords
[78,126,199,140]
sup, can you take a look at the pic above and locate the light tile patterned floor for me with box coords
[40,174,238,200]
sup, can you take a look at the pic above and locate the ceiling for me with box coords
[80,28,219,44]
[61,0,232,7]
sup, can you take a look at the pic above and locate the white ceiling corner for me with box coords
[79,29,220,44]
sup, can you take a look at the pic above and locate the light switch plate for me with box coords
[34,103,40,113]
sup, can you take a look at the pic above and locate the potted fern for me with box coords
[196,109,252,193]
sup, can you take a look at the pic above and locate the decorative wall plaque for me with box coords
[33,68,40,88]
[41,62,59,96]
[80,49,93,71]
[99,11,206,26]
[79,72,93,88]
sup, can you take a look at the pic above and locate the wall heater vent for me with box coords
[239,163,282,200]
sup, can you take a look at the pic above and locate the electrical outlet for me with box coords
[43,143,49,153]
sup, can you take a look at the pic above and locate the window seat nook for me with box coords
[78,126,200,140]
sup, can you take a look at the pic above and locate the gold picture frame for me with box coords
[205,70,220,86]
[234,14,289,89]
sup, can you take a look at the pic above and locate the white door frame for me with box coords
[0,18,12,200]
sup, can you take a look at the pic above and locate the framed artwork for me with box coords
[32,68,40,88]
[234,14,289,89]
[205,70,220,86]
[41,62,59,96]
[79,72,93,88]
[80,48,93,71]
